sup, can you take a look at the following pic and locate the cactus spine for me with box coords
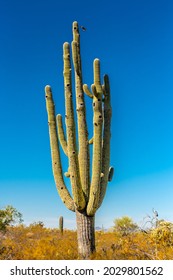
[45,21,112,259]
[59,216,63,235]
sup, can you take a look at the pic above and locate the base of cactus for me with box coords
[76,209,95,259]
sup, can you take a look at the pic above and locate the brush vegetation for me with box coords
[1,220,173,260]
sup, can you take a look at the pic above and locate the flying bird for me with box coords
[80,26,87,31]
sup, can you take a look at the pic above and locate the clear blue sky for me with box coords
[1,0,173,229]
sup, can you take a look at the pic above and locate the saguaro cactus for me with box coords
[45,21,113,259]
[59,216,63,235]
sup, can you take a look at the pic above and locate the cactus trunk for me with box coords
[45,21,113,259]
[59,216,63,235]
[76,210,95,259]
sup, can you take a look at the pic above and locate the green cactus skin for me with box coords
[83,84,93,99]
[45,86,74,212]
[86,59,103,216]
[72,22,90,201]
[45,21,113,258]
[98,74,112,208]
[59,216,64,234]
[63,42,86,211]
[56,114,68,156]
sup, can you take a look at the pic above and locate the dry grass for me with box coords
[0,224,173,260]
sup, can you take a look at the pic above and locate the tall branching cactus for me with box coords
[45,21,113,259]
[59,216,63,235]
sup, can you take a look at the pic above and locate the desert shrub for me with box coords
[0,225,78,260]
[1,223,173,260]
[113,216,138,236]
[0,205,23,232]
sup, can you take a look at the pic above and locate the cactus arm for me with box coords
[64,172,70,178]
[71,41,80,75]
[63,42,86,211]
[56,114,68,156]
[91,83,99,98]
[45,85,75,212]
[83,84,93,98]
[72,21,90,200]
[87,59,103,216]
[98,74,112,208]
[108,166,114,182]
[64,166,71,178]
[88,137,93,145]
